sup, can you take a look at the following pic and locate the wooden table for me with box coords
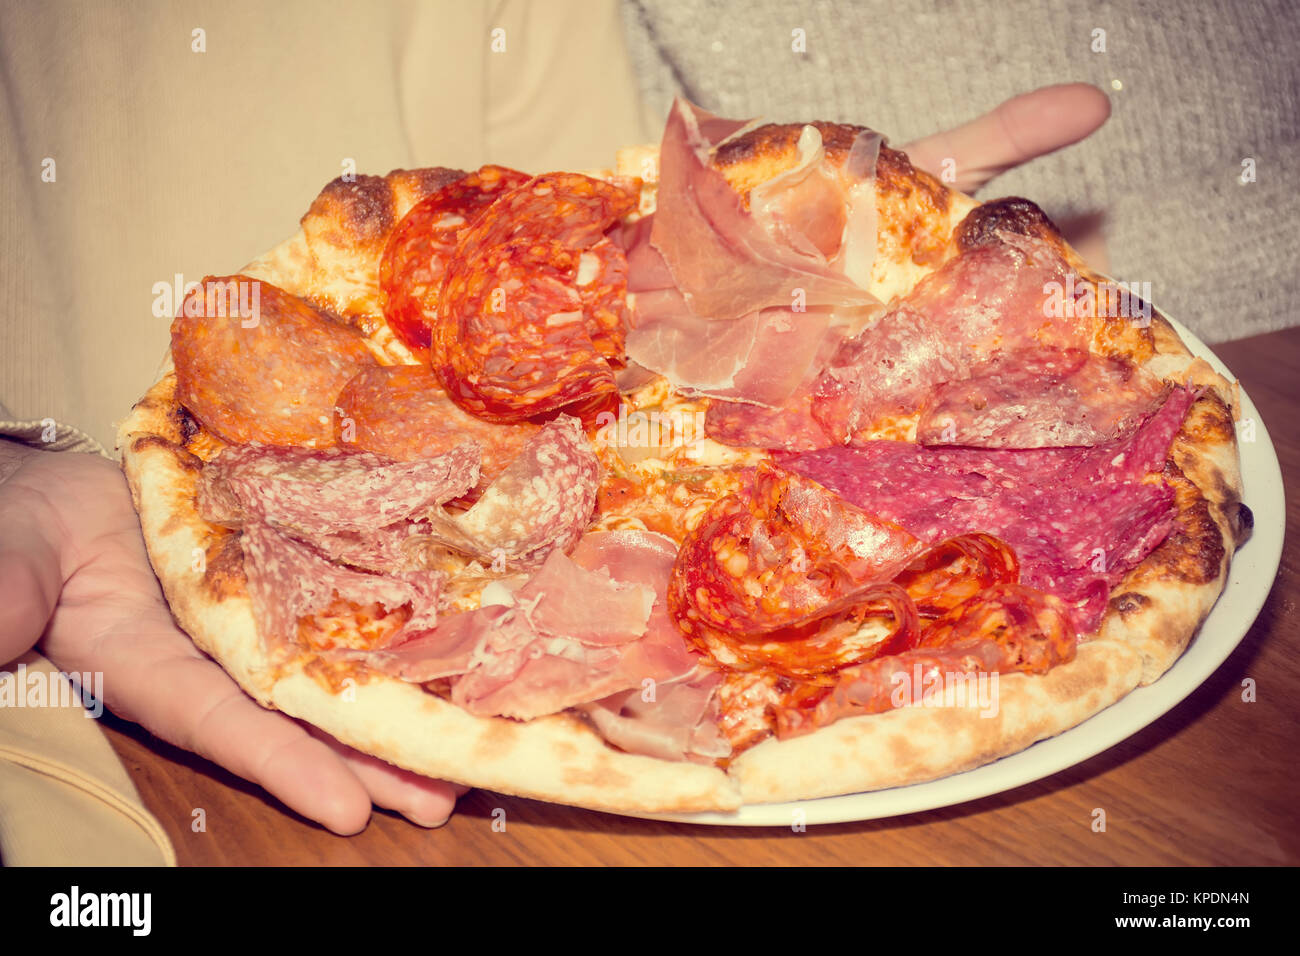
[102,328,1299,866]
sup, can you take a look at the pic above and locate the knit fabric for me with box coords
[621,0,1300,344]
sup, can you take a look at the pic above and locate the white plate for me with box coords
[646,319,1286,826]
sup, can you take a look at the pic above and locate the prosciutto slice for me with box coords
[577,668,731,763]
[377,530,701,723]
[621,99,881,409]
[651,98,880,320]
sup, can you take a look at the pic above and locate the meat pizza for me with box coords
[117,99,1252,815]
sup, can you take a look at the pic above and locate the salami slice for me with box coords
[334,364,538,483]
[576,237,631,363]
[780,388,1196,632]
[915,348,1163,448]
[431,173,637,422]
[198,441,480,537]
[811,239,1083,442]
[409,416,600,570]
[240,522,444,655]
[172,275,378,447]
[379,165,528,350]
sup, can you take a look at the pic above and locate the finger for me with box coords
[305,725,467,827]
[91,637,377,835]
[164,658,379,834]
[0,479,68,663]
[901,83,1111,193]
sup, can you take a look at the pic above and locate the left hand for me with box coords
[0,442,468,835]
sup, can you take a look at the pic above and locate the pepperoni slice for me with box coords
[668,463,923,677]
[893,532,1020,619]
[575,237,631,364]
[771,583,1078,738]
[172,275,377,447]
[333,364,538,483]
[379,166,529,350]
[431,173,637,423]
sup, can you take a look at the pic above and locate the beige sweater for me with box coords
[0,0,649,451]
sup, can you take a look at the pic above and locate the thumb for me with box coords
[901,83,1111,193]
[0,479,67,663]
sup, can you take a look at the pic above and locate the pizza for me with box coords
[116,99,1253,815]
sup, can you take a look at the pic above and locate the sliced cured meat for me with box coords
[379,165,528,350]
[432,173,637,422]
[172,275,378,447]
[443,542,695,720]
[703,327,845,450]
[577,668,731,763]
[651,99,880,320]
[812,240,1082,443]
[893,533,1021,619]
[915,348,1164,448]
[411,416,599,570]
[669,463,923,675]
[575,237,631,363]
[616,215,675,293]
[198,441,480,537]
[772,583,1077,739]
[239,522,444,654]
[626,307,834,406]
[781,388,1196,632]
[333,364,538,482]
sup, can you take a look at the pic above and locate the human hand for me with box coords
[900,82,1112,193]
[0,441,467,834]
[900,83,1112,270]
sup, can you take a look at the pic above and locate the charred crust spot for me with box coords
[1180,392,1236,448]
[392,166,468,200]
[173,404,200,445]
[302,174,395,245]
[1110,591,1150,615]
[1149,461,1227,585]
[1231,502,1254,546]
[201,528,247,600]
[875,144,951,213]
[955,197,1060,251]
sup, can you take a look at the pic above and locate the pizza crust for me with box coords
[117,128,1249,815]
